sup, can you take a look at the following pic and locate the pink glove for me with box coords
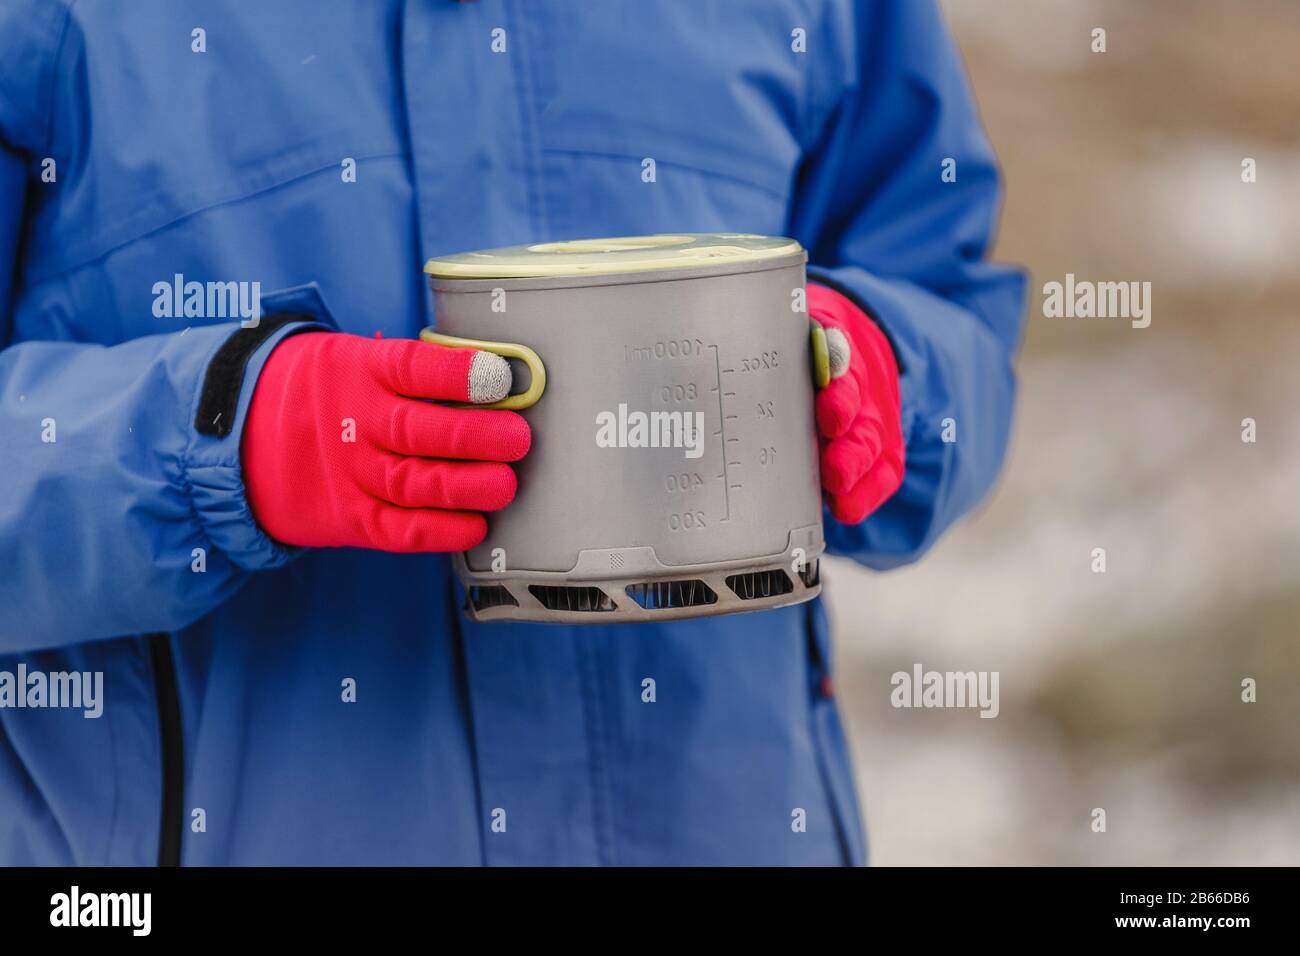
[242,332,530,552]
[809,283,905,524]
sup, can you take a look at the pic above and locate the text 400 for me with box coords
[666,472,705,492]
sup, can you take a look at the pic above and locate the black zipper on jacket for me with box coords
[147,633,184,867]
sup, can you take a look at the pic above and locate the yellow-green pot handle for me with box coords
[419,327,547,411]
[809,318,830,389]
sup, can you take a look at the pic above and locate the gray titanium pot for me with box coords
[422,233,825,623]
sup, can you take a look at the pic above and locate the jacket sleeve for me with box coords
[0,153,336,653]
[0,1,338,652]
[791,0,1028,570]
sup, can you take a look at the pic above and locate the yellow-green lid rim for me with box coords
[424,233,804,280]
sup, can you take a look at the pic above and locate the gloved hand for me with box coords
[809,282,905,524]
[242,332,530,552]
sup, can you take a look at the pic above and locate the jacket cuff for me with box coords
[182,284,337,571]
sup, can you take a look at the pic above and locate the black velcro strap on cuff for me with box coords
[194,314,306,437]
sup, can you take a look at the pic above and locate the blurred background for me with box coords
[824,0,1300,864]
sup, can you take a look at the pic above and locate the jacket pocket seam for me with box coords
[541,145,791,202]
[99,639,124,864]
[804,599,866,866]
[25,146,406,288]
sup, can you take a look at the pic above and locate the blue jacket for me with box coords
[0,1,1025,865]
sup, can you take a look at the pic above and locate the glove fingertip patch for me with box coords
[467,351,512,404]
[824,327,852,380]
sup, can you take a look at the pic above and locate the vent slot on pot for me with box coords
[528,585,617,613]
[467,585,518,612]
[726,569,794,601]
[624,579,718,610]
[797,559,820,588]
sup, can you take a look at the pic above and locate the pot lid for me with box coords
[423,233,803,279]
